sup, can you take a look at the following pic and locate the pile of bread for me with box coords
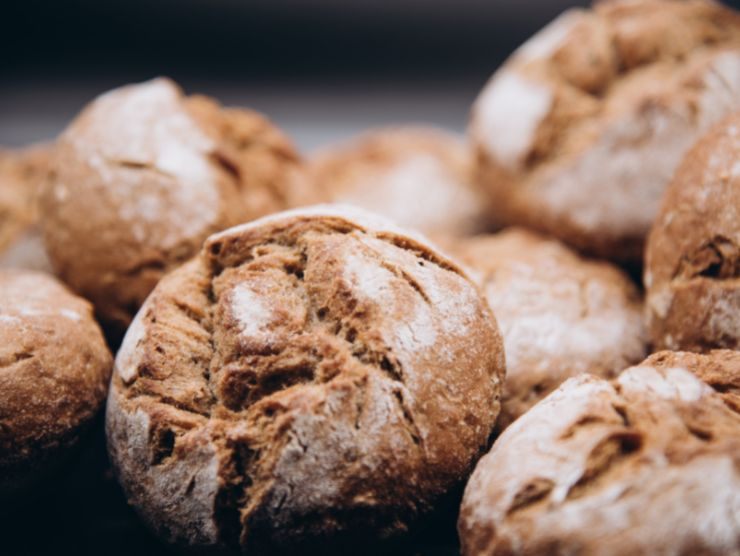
[1,1,739,554]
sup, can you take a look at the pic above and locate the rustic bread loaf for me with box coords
[106,205,505,552]
[39,78,310,335]
[0,270,112,504]
[459,350,740,555]
[470,0,740,262]
[453,228,646,431]
[0,145,52,271]
[645,111,740,352]
[309,127,491,237]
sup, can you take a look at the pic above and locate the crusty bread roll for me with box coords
[39,78,310,335]
[0,145,52,271]
[309,127,491,237]
[459,349,740,556]
[0,270,112,504]
[452,228,646,431]
[470,0,740,262]
[646,111,740,352]
[106,205,505,552]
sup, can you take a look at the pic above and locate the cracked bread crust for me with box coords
[470,0,740,262]
[39,78,308,334]
[0,145,52,271]
[459,350,740,556]
[452,228,646,431]
[0,270,112,503]
[642,350,740,415]
[106,205,505,552]
[309,127,491,237]
[645,112,740,352]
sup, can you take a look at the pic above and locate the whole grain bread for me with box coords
[39,78,310,335]
[452,228,646,431]
[106,205,505,552]
[458,350,740,556]
[0,270,112,504]
[645,111,740,352]
[470,0,740,262]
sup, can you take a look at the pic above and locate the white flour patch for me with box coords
[474,71,553,171]
[231,283,273,338]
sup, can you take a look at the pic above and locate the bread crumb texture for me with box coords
[459,349,740,556]
[646,111,740,352]
[471,0,740,261]
[106,205,505,552]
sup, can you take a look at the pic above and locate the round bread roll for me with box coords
[470,0,740,262]
[453,228,646,431]
[309,127,490,237]
[0,270,112,503]
[459,350,740,556]
[0,145,52,271]
[645,112,740,352]
[106,205,505,552]
[39,77,310,334]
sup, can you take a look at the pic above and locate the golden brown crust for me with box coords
[642,350,740,414]
[452,228,646,430]
[39,78,308,334]
[0,270,112,502]
[645,111,740,352]
[106,205,505,552]
[0,145,53,271]
[459,350,740,556]
[470,0,740,262]
[309,127,491,236]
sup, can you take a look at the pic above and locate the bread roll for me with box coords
[646,111,740,352]
[106,205,505,552]
[459,350,740,555]
[39,78,310,335]
[0,270,112,504]
[0,145,52,271]
[309,127,490,237]
[453,228,646,430]
[470,0,740,262]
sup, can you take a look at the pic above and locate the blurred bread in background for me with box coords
[0,145,52,272]
[452,228,646,431]
[645,111,740,352]
[309,127,492,238]
[470,0,740,263]
[39,77,312,337]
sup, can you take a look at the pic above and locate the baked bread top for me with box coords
[470,0,740,261]
[0,269,112,501]
[453,228,646,430]
[309,127,490,236]
[459,349,740,556]
[40,78,308,332]
[106,205,505,552]
[645,111,740,351]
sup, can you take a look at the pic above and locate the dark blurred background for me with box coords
[0,0,598,151]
